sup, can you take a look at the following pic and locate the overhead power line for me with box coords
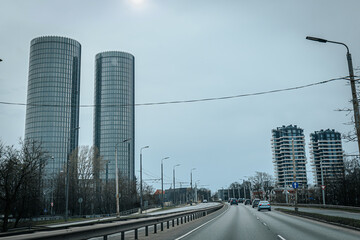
[0,77,352,108]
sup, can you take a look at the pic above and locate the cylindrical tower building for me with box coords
[25,36,81,178]
[94,51,135,182]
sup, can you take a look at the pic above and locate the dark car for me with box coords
[252,199,260,208]
[230,198,238,205]
[238,198,244,203]
[244,199,251,205]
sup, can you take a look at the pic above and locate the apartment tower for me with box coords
[309,129,344,186]
[272,125,308,188]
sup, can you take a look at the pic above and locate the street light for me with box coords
[173,164,180,205]
[140,146,149,213]
[116,138,132,217]
[320,161,326,206]
[161,157,170,208]
[306,36,360,153]
[65,126,80,222]
[190,168,196,204]
[51,156,54,216]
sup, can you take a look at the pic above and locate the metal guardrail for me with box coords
[3,204,223,240]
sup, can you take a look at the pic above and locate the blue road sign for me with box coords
[292,182,299,189]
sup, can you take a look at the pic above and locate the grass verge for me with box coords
[276,208,360,230]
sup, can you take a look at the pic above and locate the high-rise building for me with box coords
[25,36,81,178]
[309,129,344,186]
[94,51,135,182]
[272,125,308,188]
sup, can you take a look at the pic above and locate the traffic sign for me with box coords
[292,182,299,189]
[321,185,326,190]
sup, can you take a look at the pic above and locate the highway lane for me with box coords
[176,204,360,240]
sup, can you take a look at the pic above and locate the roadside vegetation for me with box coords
[276,208,360,229]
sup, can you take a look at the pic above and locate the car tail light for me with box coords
[267,204,270,206]
[259,204,262,206]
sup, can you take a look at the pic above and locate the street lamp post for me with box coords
[320,161,326,206]
[51,156,54,216]
[190,168,196,204]
[306,36,360,153]
[173,164,180,205]
[65,126,80,222]
[140,146,149,213]
[117,138,131,216]
[161,157,170,208]
[292,138,298,212]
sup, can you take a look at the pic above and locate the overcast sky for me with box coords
[1,0,359,193]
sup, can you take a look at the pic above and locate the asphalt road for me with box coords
[162,204,360,240]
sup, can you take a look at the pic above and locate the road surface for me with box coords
[133,203,360,240]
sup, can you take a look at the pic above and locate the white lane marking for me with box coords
[278,235,286,240]
[174,206,230,240]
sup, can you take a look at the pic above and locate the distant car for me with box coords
[244,199,251,205]
[203,199,208,203]
[257,201,271,211]
[252,199,260,208]
[230,199,238,205]
[238,198,244,203]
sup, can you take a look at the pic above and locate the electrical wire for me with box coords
[0,77,351,108]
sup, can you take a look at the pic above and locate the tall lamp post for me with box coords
[161,157,170,208]
[65,126,80,222]
[190,168,196,204]
[140,146,149,213]
[306,36,360,153]
[173,164,180,205]
[51,156,54,216]
[117,138,132,217]
[320,161,326,206]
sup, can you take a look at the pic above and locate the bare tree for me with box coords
[249,172,274,200]
[0,139,46,232]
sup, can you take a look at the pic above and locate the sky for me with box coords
[1,0,359,193]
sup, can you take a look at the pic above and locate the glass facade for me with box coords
[25,36,81,178]
[94,51,135,182]
[271,125,308,188]
[309,129,344,186]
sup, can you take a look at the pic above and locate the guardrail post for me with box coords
[181,217,183,224]
[172,219,175,227]
[154,224,157,233]
[167,221,170,229]
[104,235,108,240]
[145,226,149,236]
[161,222,164,231]
[135,228,138,240]
[177,218,179,225]
[121,231,125,240]
[184,216,187,223]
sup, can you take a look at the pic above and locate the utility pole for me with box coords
[161,157,169,208]
[306,36,360,153]
[321,161,326,206]
[292,138,298,212]
[140,146,149,213]
[115,145,119,216]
